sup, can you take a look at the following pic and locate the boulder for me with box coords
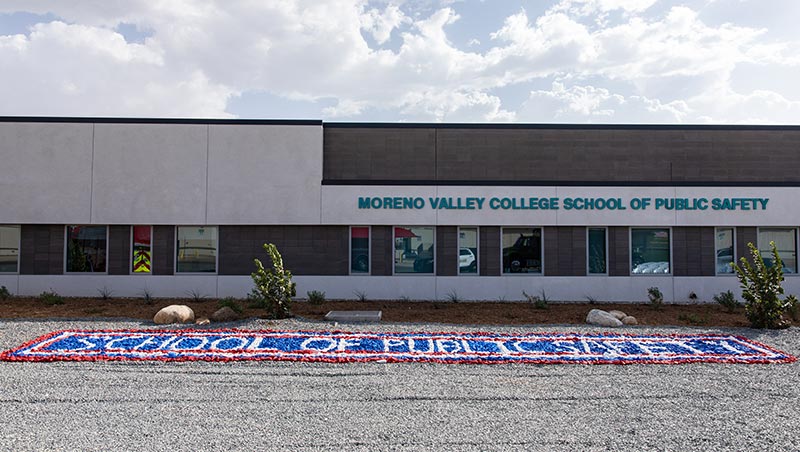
[608,310,627,320]
[622,315,638,325]
[153,305,195,324]
[211,306,239,322]
[586,309,624,327]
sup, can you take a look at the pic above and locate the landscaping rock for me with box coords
[211,307,239,322]
[622,316,638,325]
[153,305,195,324]
[586,309,624,327]
[608,310,627,320]
[195,317,210,326]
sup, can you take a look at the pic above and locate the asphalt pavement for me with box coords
[0,318,798,451]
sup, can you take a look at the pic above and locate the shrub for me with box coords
[185,289,206,302]
[307,290,326,305]
[713,290,740,313]
[523,290,548,310]
[97,286,113,300]
[249,243,296,319]
[732,241,794,329]
[0,285,11,301]
[647,287,663,310]
[353,290,368,302]
[39,290,64,306]
[139,287,154,305]
[218,297,243,314]
[446,290,460,303]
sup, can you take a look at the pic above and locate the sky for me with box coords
[0,0,798,123]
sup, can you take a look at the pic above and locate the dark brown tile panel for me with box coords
[108,226,130,275]
[480,227,501,276]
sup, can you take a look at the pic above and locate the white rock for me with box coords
[622,316,638,325]
[154,305,195,324]
[586,309,624,327]
[608,310,627,320]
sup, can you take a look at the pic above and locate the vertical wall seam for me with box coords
[205,125,210,225]
[89,123,95,223]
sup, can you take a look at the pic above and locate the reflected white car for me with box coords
[459,248,476,270]
[632,261,670,274]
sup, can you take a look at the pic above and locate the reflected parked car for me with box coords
[459,248,476,271]
[632,261,670,274]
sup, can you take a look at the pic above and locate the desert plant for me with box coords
[584,294,598,304]
[39,289,64,306]
[139,287,154,305]
[647,287,663,310]
[97,286,113,300]
[0,285,11,301]
[249,243,296,319]
[185,289,206,303]
[713,290,740,313]
[522,290,547,309]
[307,290,326,305]
[678,313,708,326]
[732,241,794,329]
[787,295,799,321]
[218,296,243,314]
[353,290,368,302]
[445,290,461,303]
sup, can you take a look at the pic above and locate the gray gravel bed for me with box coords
[0,318,798,451]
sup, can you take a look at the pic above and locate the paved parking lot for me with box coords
[1,319,798,451]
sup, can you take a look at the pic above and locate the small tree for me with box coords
[732,241,794,329]
[249,243,296,319]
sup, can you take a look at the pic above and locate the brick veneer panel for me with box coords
[219,226,349,276]
[736,227,758,266]
[20,225,64,275]
[480,227,500,276]
[108,226,130,275]
[436,226,457,276]
[370,226,393,276]
[152,226,174,275]
[544,226,586,276]
[608,227,630,277]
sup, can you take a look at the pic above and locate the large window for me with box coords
[176,226,217,273]
[588,227,607,274]
[758,228,796,274]
[350,226,370,274]
[66,225,107,273]
[0,225,20,273]
[631,228,670,274]
[502,228,542,274]
[459,227,478,275]
[132,226,152,274]
[394,226,435,274]
[715,227,735,275]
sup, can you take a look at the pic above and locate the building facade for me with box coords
[1,117,799,302]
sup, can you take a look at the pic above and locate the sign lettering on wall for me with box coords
[357,196,769,212]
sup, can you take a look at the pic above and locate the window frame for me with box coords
[174,225,219,275]
[458,226,480,276]
[500,227,544,275]
[586,227,608,276]
[714,227,737,276]
[392,225,436,276]
[349,225,371,275]
[629,227,672,276]
[0,225,21,274]
[64,225,109,274]
[756,227,798,276]
[130,225,154,275]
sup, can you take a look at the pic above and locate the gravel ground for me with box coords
[0,318,798,452]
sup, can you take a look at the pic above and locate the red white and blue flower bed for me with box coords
[1,329,795,364]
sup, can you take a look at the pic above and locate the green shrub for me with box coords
[218,297,243,314]
[249,243,296,319]
[647,287,663,310]
[733,241,794,329]
[0,285,11,301]
[713,290,740,313]
[39,290,64,306]
[523,290,548,310]
[307,290,326,305]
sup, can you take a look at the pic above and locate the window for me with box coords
[394,226,435,274]
[0,225,20,273]
[176,226,217,273]
[715,227,735,275]
[459,227,478,275]
[66,225,107,273]
[758,228,796,274]
[350,226,370,274]
[588,227,607,274]
[132,226,152,274]
[631,228,670,274]
[502,228,542,274]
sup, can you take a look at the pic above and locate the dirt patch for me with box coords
[0,296,754,328]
